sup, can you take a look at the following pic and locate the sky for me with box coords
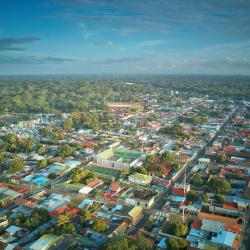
[0,0,250,75]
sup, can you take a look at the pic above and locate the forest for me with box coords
[0,74,249,116]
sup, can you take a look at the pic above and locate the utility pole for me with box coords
[182,169,186,222]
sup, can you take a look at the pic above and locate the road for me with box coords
[150,110,235,211]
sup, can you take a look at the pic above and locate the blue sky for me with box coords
[0,0,250,75]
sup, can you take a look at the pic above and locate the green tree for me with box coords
[104,236,132,250]
[63,117,73,131]
[214,194,225,202]
[8,157,24,174]
[37,145,46,155]
[161,151,174,164]
[25,138,34,153]
[58,144,73,157]
[81,210,91,224]
[186,190,199,204]
[167,237,189,250]
[202,193,209,203]
[207,177,231,194]
[92,219,106,232]
[168,222,188,238]
[38,159,47,169]
[57,212,70,227]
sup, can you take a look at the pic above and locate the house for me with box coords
[0,187,22,206]
[128,206,143,225]
[211,230,237,249]
[198,158,210,166]
[125,188,157,208]
[128,173,152,185]
[29,234,60,250]
[172,183,190,196]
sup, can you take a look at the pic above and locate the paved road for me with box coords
[150,111,235,211]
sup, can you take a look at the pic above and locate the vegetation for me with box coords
[55,212,76,234]
[8,157,24,174]
[186,190,199,204]
[0,134,34,153]
[167,237,189,250]
[13,208,51,230]
[92,219,106,232]
[190,172,205,185]
[104,234,153,250]
[58,144,74,157]
[158,124,185,139]
[167,221,188,238]
[207,177,231,194]
[70,167,97,184]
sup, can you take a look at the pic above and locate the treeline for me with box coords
[0,75,249,115]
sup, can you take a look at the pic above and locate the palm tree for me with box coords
[70,168,87,183]
[57,212,70,227]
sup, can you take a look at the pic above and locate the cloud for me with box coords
[0,55,75,64]
[91,40,114,47]
[87,57,145,64]
[51,0,250,36]
[0,37,41,51]
[138,40,167,47]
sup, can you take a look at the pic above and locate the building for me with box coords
[128,206,143,225]
[29,234,60,250]
[128,173,152,185]
[125,188,157,208]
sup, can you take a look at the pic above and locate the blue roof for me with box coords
[168,195,185,203]
[157,237,167,249]
[211,230,236,247]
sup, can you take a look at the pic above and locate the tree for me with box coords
[217,152,227,163]
[38,145,46,155]
[167,237,189,250]
[104,236,132,250]
[172,163,180,172]
[25,138,34,153]
[207,177,231,194]
[168,221,188,237]
[58,144,73,157]
[136,233,153,250]
[186,190,199,204]
[202,193,209,203]
[81,210,91,224]
[92,219,106,232]
[122,167,129,176]
[190,172,205,185]
[214,194,225,202]
[8,157,24,174]
[63,117,73,131]
[161,151,174,164]
[57,212,70,227]
[70,168,87,183]
[145,155,157,166]
[38,159,47,169]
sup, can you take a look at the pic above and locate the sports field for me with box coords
[85,164,120,179]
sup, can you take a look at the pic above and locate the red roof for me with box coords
[220,167,247,175]
[111,183,121,192]
[192,218,202,230]
[87,178,102,188]
[50,205,69,217]
[68,208,80,217]
[82,141,97,147]
[223,201,238,210]
[224,146,236,152]
[172,187,185,196]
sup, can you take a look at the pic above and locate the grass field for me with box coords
[85,164,120,180]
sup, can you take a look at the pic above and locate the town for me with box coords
[0,84,249,250]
